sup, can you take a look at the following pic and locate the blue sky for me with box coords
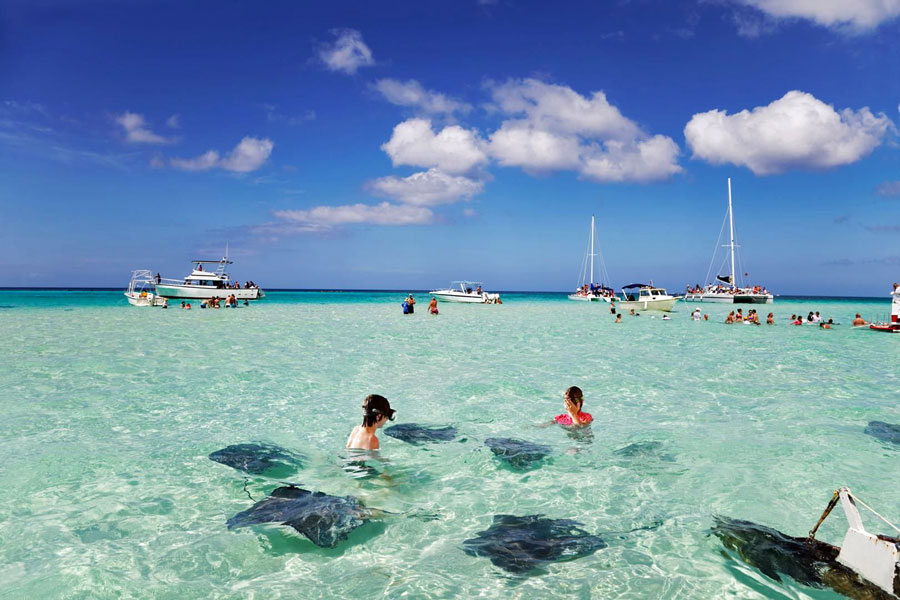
[2,0,899,294]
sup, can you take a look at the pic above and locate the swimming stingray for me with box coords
[484,437,551,471]
[463,514,607,574]
[613,441,675,462]
[227,485,377,548]
[864,421,900,446]
[711,516,896,599]
[209,443,305,476]
[384,423,458,445]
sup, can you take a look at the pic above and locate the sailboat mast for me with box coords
[590,215,595,285]
[727,178,735,290]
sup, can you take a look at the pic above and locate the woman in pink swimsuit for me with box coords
[554,386,593,426]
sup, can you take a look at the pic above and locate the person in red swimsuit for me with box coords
[554,386,593,426]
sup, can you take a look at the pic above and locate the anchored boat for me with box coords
[153,250,263,301]
[617,284,680,312]
[684,178,773,304]
[568,215,614,302]
[429,281,501,304]
[124,270,166,306]
[869,285,900,333]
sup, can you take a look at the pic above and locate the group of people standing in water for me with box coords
[401,294,440,315]
[346,386,592,450]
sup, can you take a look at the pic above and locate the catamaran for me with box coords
[684,178,773,304]
[153,249,264,301]
[568,215,614,302]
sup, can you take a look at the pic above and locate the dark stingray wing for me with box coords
[284,497,368,548]
[209,443,304,474]
[865,421,900,444]
[464,515,605,574]
[384,423,458,444]
[226,486,312,529]
[711,516,835,587]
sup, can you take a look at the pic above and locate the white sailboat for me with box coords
[568,215,613,302]
[684,178,773,304]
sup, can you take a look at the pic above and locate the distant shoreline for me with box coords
[0,287,886,301]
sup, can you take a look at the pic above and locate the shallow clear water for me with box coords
[1,291,898,599]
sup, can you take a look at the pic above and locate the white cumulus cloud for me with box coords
[170,150,219,171]
[737,0,900,31]
[485,79,681,182]
[368,169,484,206]
[115,112,172,144]
[220,137,274,172]
[489,79,641,140]
[273,202,433,229]
[170,137,273,173]
[684,90,895,175]
[317,28,374,75]
[373,79,471,116]
[382,118,488,175]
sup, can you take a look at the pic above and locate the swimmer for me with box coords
[766,312,774,325]
[185,303,192,310]
[852,313,868,326]
[691,308,701,321]
[662,314,671,320]
[615,313,622,323]
[792,316,803,325]
[346,394,396,451]
[703,314,708,321]
[725,311,734,324]
[429,297,439,315]
[554,386,593,426]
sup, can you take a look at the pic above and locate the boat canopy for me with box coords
[622,283,649,289]
[451,280,483,285]
[185,270,228,281]
[193,259,233,265]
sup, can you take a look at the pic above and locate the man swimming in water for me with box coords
[346,395,396,451]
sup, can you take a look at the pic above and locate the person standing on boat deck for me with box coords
[406,294,415,314]
[155,273,161,284]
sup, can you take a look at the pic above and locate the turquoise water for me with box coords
[1,290,899,599]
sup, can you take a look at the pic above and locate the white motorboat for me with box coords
[617,283,680,312]
[153,249,263,301]
[124,270,166,306]
[684,178,773,305]
[568,215,614,302]
[429,281,501,304]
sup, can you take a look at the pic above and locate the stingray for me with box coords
[463,514,607,574]
[484,437,551,471]
[227,485,376,547]
[614,441,675,461]
[209,443,305,476]
[864,421,900,445]
[384,423,458,445]
[711,516,896,599]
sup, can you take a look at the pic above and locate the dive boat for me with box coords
[617,284,680,312]
[153,250,263,301]
[568,215,614,302]
[124,270,166,306]
[684,178,773,304]
[429,281,501,304]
